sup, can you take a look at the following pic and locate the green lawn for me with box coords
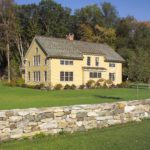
[0,84,149,110]
[0,120,150,150]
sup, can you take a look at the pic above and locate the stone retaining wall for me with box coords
[0,99,150,141]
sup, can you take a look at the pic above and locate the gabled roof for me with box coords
[35,36,83,60]
[34,36,125,62]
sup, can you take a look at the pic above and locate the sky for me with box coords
[15,0,150,21]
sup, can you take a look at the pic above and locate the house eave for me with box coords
[47,55,83,60]
[82,52,104,56]
[104,59,125,63]
[82,66,107,70]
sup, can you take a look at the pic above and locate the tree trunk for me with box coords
[16,36,24,68]
[20,37,25,68]
[6,43,10,83]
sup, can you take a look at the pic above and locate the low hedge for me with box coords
[2,79,131,90]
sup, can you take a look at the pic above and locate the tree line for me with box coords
[0,0,150,83]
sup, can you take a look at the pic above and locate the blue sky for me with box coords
[16,0,150,21]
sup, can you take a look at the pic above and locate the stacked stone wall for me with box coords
[0,99,150,141]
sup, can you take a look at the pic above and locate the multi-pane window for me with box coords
[60,60,73,65]
[60,71,73,81]
[69,61,73,65]
[60,60,64,65]
[28,72,30,81]
[89,72,101,78]
[87,57,91,66]
[44,71,47,82]
[109,63,115,67]
[65,61,69,65]
[109,73,115,81]
[34,71,40,82]
[95,57,99,66]
[34,55,40,66]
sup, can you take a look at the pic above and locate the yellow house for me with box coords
[24,35,125,87]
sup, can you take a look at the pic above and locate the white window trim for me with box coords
[60,60,73,65]
[33,55,41,66]
[109,73,115,81]
[60,71,73,81]
[109,63,115,67]
[87,57,91,66]
[95,57,99,66]
[33,71,41,82]
[89,72,101,78]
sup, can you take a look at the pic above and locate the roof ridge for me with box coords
[35,35,109,46]
[35,35,67,41]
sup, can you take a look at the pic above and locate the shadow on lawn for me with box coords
[94,95,122,100]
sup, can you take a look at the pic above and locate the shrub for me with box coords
[26,85,36,89]
[70,84,76,90]
[95,82,102,88]
[6,80,16,87]
[103,82,108,88]
[98,78,105,82]
[21,84,28,88]
[111,84,116,88]
[86,80,95,89]
[15,78,25,87]
[2,80,9,87]
[54,84,63,90]
[1,80,7,85]
[117,81,130,88]
[97,78,105,85]
[2,78,25,87]
[47,83,52,90]
[34,83,45,89]
[116,84,121,88]
[79,85,85,89]
[95,78,105,88]
[104,80,114,88]
[34,85,40,89]
[64,84,71,90]
[43,83,52,90]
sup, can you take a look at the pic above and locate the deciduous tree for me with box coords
[0,0,16,82]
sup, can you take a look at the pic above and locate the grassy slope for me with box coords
[0,84,149,110]
[0,120,150,150]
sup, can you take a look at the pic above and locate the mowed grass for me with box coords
[0,120,150,150]
[0,84,150,110]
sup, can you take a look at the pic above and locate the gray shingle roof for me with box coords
[35,36,125,62]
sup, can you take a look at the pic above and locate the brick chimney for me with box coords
[66,33,74,41]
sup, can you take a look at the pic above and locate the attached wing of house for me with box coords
[24,36,125,86]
